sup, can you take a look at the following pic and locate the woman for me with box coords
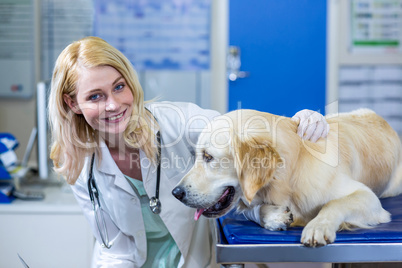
[48,36,328,267]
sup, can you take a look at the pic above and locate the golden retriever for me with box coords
[172,108,402,247]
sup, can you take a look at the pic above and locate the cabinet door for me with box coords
[0,213,93,268]
[228,0,327,116]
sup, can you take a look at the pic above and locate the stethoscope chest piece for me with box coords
[149,196,161,214]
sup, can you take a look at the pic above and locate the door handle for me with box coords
[227,46,250,81]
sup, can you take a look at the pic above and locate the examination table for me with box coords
[215,194,402,267]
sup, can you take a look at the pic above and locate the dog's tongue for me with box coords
[194,208,205,221]
[194,189,231,221]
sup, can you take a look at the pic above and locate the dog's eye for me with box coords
[203,151,213,162]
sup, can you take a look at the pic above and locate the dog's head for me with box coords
[172,110,284,220]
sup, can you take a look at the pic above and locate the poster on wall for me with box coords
[350,0,402,54]
[93,0,211,70]
[0,0,34,99]
[40,0,93,81]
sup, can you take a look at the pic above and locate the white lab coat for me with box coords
[71,102,220,268]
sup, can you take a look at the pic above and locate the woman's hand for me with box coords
[291,109,329,143]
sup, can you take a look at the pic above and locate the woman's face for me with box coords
[65,65,134,137]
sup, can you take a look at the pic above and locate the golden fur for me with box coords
[174,108,402,247]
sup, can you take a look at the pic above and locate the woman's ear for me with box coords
[63,94,82,114]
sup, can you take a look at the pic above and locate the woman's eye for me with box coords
[89,93,102,101]
[114,84,124,91]
[203,151,213,162]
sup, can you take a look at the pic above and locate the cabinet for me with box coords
[0,184,94,268]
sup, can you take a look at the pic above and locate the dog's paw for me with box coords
[301,219,337,247]
[260,205,293,231]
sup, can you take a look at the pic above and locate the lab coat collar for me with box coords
[97,141,117,176]
[96,139,159,198]
[97,140,135,197]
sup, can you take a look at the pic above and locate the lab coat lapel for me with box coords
[98,141,136,197]
[140,149,157,197]
[95,143,147,252]
[140,147,196,260]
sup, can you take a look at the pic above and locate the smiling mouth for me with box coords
[194,186,236,221]
[104,110,126,122]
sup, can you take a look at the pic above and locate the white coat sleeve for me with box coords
[181,102,220,149]
[148,101,220,152]
[70,178,137,267]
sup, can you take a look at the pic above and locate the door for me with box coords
[228,0,327,117]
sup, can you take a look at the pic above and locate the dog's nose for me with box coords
[172,186,186,201]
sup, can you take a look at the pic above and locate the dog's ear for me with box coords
[232,133,282,204]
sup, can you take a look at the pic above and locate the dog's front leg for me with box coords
[241,200,293,231]
[243,204,293,231]
[260,204,294,231]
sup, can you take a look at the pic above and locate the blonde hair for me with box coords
[48,36,157,184]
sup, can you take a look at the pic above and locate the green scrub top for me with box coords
[125,175,181,268]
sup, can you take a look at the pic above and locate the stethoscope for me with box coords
[87,130,162,249]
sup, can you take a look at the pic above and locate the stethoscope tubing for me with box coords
[88,153,112,249]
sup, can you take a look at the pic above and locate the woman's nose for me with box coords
[105,103,116,112]
[105,97,119,112]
